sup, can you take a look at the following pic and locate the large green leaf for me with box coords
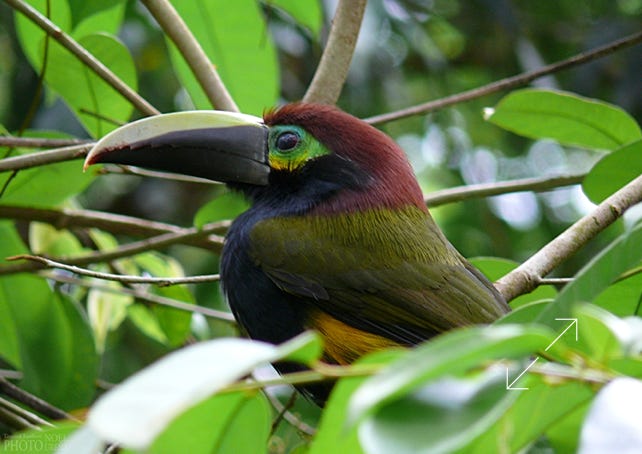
[0,222,97,409]
[268,0,324,37]
[582,139,642,203]
[486,89,642,151]
[67,0,125,30]
[167,0,279,114]
[44,33,137,138]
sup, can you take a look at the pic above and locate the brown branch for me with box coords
[0,136,91,149]
[496,173,642,301]
[303,0,367,105]
[141,0,238,112]
[5,0,160,116]
[425,173,585,207]
[0,378,73,421]
[365,30,642,124]
[0,144,91,173]
[43,272,235,323]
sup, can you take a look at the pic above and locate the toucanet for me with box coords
[85,104,510,405]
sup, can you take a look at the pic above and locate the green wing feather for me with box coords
[249,206,509,345]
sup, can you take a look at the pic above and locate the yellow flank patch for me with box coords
[308,311,402,365]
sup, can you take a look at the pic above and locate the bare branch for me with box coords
[0,378,73,421]
[303,0,367,105]
[0,144,91,173]
[43,271,235,323]
[0,204,228,248]
[141,0,239,112]
[496,174,642,301]
[425,173,585,207]
[5,0,160,116]
[0,136,91,148]
[365,30,642,124]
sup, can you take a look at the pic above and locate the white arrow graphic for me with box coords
[506,318,578,390]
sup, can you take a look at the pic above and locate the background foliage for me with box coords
[0,0,641,452]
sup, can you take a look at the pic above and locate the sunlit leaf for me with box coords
[582,139,642,203]
[67,0,125,31]
[268,0,324,37]
[167,0,279,114]
[486,89,642,151]
[193,191,249,228]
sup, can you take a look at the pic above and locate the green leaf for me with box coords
[150,391,271,454]
[593,273,642,317]
[67,0,125,31]
[486,89,642,151]
[467,376,594,453]
[578,378,642,452]
[15,0,72,72]
[193,191,249,228]
[582,139,642,203]
[572,304,623,362]
[0,222,97,409]
[29,222,85,256]
[167,0,279,114]
[267,0,324,37]
[471,257,557,308]
[45,33,137,138]
[87,332,318,450]
[359,367,517,454]
[347,324,553,425]
[0,148,94,207]
[126,304,169,345]
[310,351,404,454]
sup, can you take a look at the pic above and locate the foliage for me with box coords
[0,0,641,453]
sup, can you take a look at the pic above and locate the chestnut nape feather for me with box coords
[85,103,510,406]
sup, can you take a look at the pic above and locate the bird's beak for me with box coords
[84,111,270,186]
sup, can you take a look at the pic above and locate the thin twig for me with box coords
[43,271,236,323]
[425,173,585,206]
[496,173,642,301]
[538,278,573,286]
[0,378,74,421]
[0,136,91,148]
[0,144,91,173]
[0,398,41,431]
[5,0,160,116]
[365,30,642,124]
[0,396,53,428]
[265,391,316,436]
[141,0,238,112]
[303,0,367,104]
[13,254,220,285]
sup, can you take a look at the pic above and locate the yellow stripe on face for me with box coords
[269,154,307,171]
[307,311,403,365]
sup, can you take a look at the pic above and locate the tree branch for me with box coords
[5,0,160,117]
[0,144,91,173]
[425,173,585,206]
[365,30,642,124]
[42,271,235,323]
[141,0,239,112]
[496,174,642,301]
[0,136,91,148]
[303,0,367,105]
[0,378,73,421]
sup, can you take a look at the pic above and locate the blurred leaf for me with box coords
[193,191,249,228]
[495,300,550,326]
[88,280,133,353]
[578,378,642,453]
[167,0,279,114]
[45,33,136,138]
[311,351,404,454]
[572,304,623,362]
[347,324,553,425]
[0,421,81,454]
[582,139,642,203]
[29,222,85,256]
[56,426,104,454]
[486,89,642,150]
[267,0,323,36]
[0,222,97,409]
[468,377,594,453]
[546,401,591,454]
[126,304,169,345]
[0,149,94,207]
[86,332,319,450]
[471,257,557,308]
[150,391,271,454]
[359,366,516,454]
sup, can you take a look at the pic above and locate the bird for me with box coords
[85,103,510,405]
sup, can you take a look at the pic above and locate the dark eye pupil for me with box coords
[276,132,300,151]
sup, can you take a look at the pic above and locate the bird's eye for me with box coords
[275,131,300,152]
